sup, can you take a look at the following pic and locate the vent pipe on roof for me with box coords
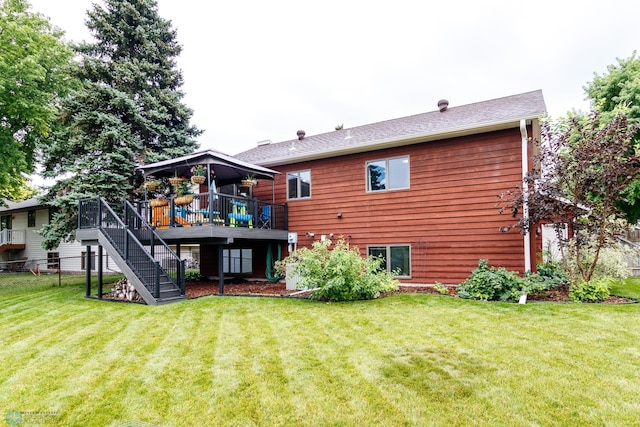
[438,99,449,112]
[297,130,305,140]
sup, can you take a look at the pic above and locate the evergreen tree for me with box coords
[40,0,201,249]
[0,0,74,203]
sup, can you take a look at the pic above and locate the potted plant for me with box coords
[241,174,257,187]
[190,165,207,184]
[174,179,194,206]
[169,172,185,187]
[149,194,168,208]
[144,179,160,192]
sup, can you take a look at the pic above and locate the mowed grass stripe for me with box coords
[1,280,640,426]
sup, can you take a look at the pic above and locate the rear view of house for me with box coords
[235,90,547,284]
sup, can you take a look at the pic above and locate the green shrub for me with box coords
[280,239,398,302]
[185,270,204,282]
[457,259,524,302]
[569,278,611,302]
[562,238,637,282]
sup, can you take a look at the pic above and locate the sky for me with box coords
[28,0,640,156]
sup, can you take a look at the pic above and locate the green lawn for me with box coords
[1,276,640,426]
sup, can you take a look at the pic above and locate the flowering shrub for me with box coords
[279,239,398,301]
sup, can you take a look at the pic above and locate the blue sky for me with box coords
[29,0,640,155]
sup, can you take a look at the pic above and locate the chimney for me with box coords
[438,99,449,112]
[297,130,305,140]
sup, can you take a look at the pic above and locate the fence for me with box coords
[0,255,123,289]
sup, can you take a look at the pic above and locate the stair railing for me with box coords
[79,197,185,297]
[123,200,185,294]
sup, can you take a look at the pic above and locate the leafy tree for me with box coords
[584,52,640,222]
[499,113,640,285]
[0,0,74,203]
[39,0,201,249]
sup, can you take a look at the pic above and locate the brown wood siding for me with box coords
[252,128,532,284]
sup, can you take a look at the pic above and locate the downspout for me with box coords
[520,119,531,272]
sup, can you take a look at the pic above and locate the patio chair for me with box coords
[258,205,272,229]
[11,257,28,272]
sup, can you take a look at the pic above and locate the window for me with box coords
[47,252,60,270]
[81,251,95,270]
[223,248,252,274]
[28,210,36,228]
[367,245,411,277]
[367,156,409,191]
[287,170,311,199]
[0,215,11,230]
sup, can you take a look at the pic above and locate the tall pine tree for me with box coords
[40,0,201,249]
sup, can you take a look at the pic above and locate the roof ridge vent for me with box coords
[257,140,272,146]
[438,99,449,112]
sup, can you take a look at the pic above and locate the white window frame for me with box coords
[366,155,410,192]
[287,170,311,200]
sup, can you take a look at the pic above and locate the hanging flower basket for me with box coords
[174,195,194,206]
[191,175,206,184]
[150,198,168,208]
[144,180,159,191]
[169,176,185,186]
[241,179,256,187]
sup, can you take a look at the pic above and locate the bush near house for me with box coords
[279,239,398,301]
[457,259,567,302]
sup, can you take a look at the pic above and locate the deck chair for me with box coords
[258,205,272,229]
[11,257,28,272]
[228,201,253,228]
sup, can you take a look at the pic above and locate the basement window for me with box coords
[223,248,253,274]
[367,245,411,278]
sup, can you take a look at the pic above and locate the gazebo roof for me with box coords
[138,149,279,186]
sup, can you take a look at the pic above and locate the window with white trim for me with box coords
[366,156,409,191]
[287,170,311,199]
[223,248,253,273]
[367,245,411,277]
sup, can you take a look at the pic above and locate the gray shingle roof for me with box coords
[234,90,546,166]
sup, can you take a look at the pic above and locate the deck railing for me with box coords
[137,191,288,230]
[0,229,26,246]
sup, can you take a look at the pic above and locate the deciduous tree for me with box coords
[584,51,640,222]
[499,113,640,285]
[0,0,74,203]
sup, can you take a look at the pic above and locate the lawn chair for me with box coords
[258,205,272,229]
[11,257,28,272]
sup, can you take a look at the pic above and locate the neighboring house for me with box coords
[235,90,547,284]
[0,198,120,273]
[76,90,546,304]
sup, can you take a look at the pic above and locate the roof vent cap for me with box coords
[437,99,449,112]
[257,139,272,146]
[297,130,305,140]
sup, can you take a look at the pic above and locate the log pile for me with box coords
[110,278,143,302]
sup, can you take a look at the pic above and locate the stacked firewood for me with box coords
[110,278,143,302]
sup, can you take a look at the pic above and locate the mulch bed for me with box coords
[102,280,635,304]
[185,281,636,304]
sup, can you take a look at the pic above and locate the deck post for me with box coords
[218,243,224,295]
[85,245,92,297]
[97,245,103,299]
